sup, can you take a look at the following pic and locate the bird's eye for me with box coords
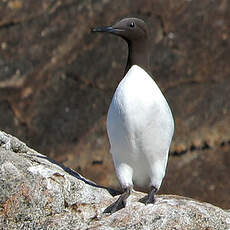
[129,22,135,28]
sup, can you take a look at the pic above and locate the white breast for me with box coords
[106,65,174,190]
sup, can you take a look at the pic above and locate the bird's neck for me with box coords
[124,40,151,76]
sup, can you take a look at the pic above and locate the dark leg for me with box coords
[145,186,158,205]
[104,186,132,214]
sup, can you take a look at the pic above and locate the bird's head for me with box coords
[92,18,149,43]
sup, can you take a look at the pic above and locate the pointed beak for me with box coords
[91,26,116,33]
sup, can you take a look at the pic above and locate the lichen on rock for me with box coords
[0,130,229,229]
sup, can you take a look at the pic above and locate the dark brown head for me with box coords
[92,18,151,75]
[92,18,149,44]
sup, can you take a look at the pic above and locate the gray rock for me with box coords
[0,130,229,229]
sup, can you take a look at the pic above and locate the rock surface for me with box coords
[0,0,230,208]
[0,130,230,230]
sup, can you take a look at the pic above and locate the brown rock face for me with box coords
[0,1,230,208]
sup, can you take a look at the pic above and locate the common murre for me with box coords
[92,18,174,214]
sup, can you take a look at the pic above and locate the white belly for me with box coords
[107,65,174,190]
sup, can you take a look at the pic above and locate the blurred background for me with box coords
[0,0,229,209]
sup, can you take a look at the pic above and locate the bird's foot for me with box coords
[145,186,158,205]
[103,196,126,214]
[104,186,132,214]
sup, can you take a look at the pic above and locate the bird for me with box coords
[92,18,174,214]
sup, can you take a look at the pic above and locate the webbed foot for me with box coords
[104,186,132,214]
[145,186,158,204]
